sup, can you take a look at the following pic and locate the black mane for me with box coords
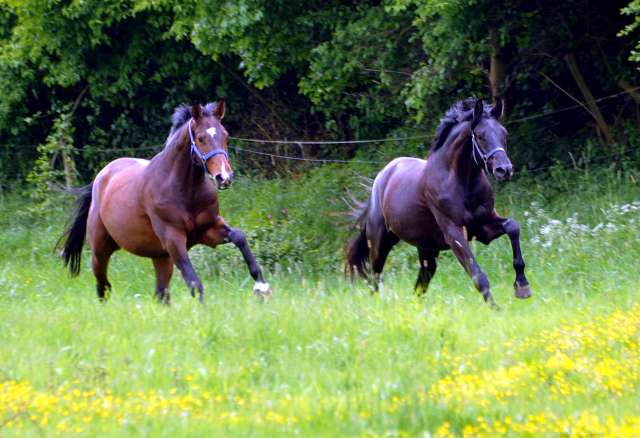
[429,97,494,156]
[169,102,219,138]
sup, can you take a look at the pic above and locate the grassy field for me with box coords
[2,167,640,437]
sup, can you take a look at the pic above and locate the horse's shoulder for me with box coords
[471,175,495,199]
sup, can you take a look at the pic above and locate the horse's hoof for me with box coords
[253,282,272,300]
[483,298,501,311]
[514,283,532,299]
[482,291,500,310]
[253,289,273,301]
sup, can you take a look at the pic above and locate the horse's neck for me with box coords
[437,130,483,191]
[161,126,206,189]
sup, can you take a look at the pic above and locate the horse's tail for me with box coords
[55,182,93,277]
[343,188,372,281]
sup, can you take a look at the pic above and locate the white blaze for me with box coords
[220,162,229,180]
[205,127,229,180]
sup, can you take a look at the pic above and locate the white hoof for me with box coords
[253,281,272,297]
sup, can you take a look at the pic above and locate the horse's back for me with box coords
[96,157,150,180]
[382,157,428,174]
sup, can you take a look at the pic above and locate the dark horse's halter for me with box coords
[471,132,505,174]
[189,118,229,175]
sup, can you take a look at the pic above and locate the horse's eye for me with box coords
[198,137,204,143]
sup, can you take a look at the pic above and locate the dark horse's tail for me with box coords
[55,183,93,277]
[344,188,372,281]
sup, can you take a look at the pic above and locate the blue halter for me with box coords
[189,118,229,174]
[471,132,505,174]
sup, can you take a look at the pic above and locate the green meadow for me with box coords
[2,165,640,437]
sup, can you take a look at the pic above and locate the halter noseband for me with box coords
[471,132,505,174]
[189,118,229,175]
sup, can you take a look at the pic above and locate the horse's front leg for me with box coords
[476,213,531,299]
[438,218,497,307]
[203,217,271,297]
[155,225,204,301]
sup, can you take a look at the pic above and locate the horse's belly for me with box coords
[107,219,168,258]
[391,219,449,251]
[102,202,168,258]
[382,192,449,251]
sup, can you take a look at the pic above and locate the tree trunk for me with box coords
[618,79,640,128]
[60,84,88,189]
[618,79,640,103]
[60,137,75,189]
[489,29,506,99]
[564,53,613,147]
[488,27,509,114]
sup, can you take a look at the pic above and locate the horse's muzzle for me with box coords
[493,164,513,183]
[214,172,234,190]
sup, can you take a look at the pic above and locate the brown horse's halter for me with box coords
[471,132,505,174]
[188,118,229,175]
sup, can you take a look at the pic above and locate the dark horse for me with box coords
[345,97,530,305]
[57,100,271,302]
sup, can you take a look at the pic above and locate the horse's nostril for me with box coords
[215,174,224,185]
[495,167,506,177]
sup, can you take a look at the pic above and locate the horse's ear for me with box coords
[213,98,225,120]
[192,101,203,121]
[491,97,504,120]
[471,99,484,129]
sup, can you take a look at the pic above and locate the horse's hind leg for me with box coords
[369,231,399,294]
[90,241,117,301]
[415,249,439,295]
[87,217,118,301]
[152,258,174,304]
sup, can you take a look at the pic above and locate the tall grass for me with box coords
[1,164,640,437]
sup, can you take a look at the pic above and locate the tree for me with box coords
[0,0,230,186]
[0,0,639,190]
[300,3,424,139]
[621,0,640,63]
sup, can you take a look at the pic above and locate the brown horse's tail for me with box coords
[55,183,93,277]
[343,188,371,281]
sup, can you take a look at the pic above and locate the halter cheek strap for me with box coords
[189,118,229,175]
[471,132,505,174]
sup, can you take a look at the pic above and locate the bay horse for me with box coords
[57,100,271,303]
[345,97,530,306]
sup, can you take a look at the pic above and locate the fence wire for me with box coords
[5,85,640,170]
